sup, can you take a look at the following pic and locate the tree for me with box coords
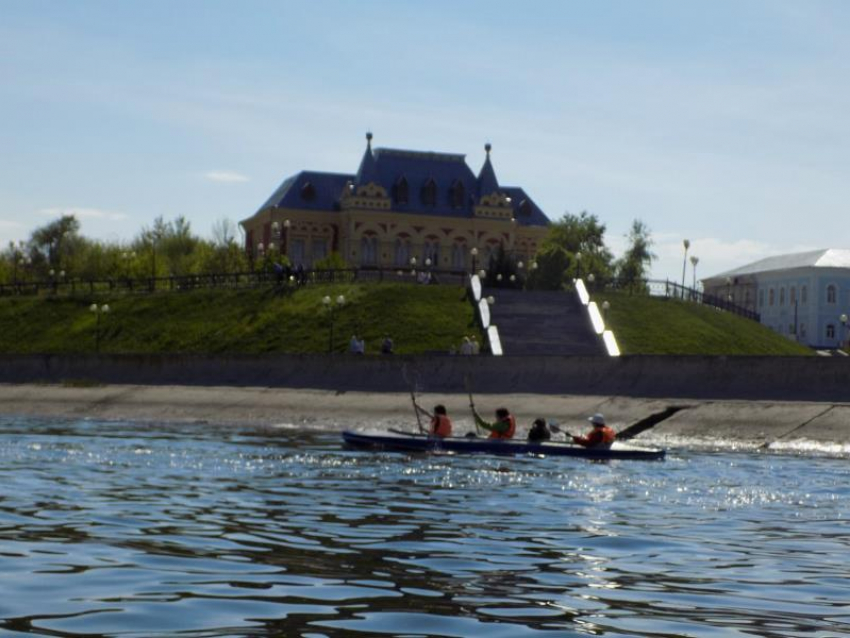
[528,211,614,289]
[616,219,655,293]
[524,245,571,290]
[29,214,81,274]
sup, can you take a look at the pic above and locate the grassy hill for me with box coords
[596,290,814,355]
[0,283,479,355]
[0,283,814,356]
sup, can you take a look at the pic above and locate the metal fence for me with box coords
[0,266,470,298]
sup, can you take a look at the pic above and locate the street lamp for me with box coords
[602,300,610,322]
[840,313,848,349]
[681,239,690,298]
[587,273,595,292]
[576,252,582,279]
[90,303,110,353]
[323,294,346,353]
[690,255,699,292]
[470,247,478,273]
[726,277,732,305]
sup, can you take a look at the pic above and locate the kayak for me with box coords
[342,430,666,461]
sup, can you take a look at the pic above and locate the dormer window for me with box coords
[449,180,465,208]
[519,199,533,217]
[421,177,437,206]
[300,182,316,201]
[393,176,409,205]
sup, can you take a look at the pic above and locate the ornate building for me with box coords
[239,134,551,272]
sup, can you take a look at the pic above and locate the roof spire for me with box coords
[477,141,499,197]
[356,132,377,184]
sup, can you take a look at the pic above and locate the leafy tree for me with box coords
[615,219,655,293]
[484,243,520,288]
[538,211,614,285]
[29,215,81,275]
[525,245,571,290]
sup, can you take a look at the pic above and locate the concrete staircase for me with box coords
[485,288,605,356]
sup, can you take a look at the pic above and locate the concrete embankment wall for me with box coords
[2,354,849,402]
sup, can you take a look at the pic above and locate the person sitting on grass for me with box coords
[413,402,452,438]
[471,406,516,440]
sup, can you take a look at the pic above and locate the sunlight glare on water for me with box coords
[1,415,849,637]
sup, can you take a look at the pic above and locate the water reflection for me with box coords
[1,416,849,637]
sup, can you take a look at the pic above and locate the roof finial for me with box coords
[366,131,373,150]
[485,142,492,156]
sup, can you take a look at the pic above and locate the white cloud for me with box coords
[204,170,250,184]
[40,207,128,221]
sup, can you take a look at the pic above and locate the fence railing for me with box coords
[605,278,760,322]
[0,266,470,298]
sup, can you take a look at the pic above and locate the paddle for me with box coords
[464,373,482,436]
[402,364,426,434]
[547,421,575,440]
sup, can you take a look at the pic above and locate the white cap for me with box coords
[588,413,606,426]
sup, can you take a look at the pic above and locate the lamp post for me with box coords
[726,277,732,306]
[681,239,690,298]
[602,300,610,323]
[470,247,478,274]
[840,313,848,349]
[587,272,595,292]
[576,252,582,280]
[690,255,699,291]
[271,219,291,258]
[323,294,346,353]
[90,303,110,353]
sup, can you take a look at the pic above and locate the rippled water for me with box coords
[1,416,849,637]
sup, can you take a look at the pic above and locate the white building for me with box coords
[702,249,850,349]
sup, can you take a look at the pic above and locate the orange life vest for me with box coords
[430,414,452,438]
[489,413,516,439]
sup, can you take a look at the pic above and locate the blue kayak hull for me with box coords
[342,430,665,461]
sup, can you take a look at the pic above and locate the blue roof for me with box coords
[256,142,550,227]
[258,170,353,213]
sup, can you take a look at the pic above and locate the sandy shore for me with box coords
[2,383,850,449]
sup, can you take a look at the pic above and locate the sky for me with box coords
[2,0,849,282]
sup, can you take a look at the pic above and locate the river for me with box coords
[1,416,848,637]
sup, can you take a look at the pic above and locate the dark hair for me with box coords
[434,404,447,415]
[496,408,509,418]
[533,418,545,428]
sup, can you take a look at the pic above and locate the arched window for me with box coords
[300,182,316,201]
[395,238,411,266]
[423,239,440,266]
[769,289,775,306]
[449,180,465,208]
[393,176,409,205]
[360,236,377,266]
[421,178,437,206]
[790,286,797,305]
[802,285,808,304]
[827,284,837,304]
[779,288,785,306]
[827,324,836,339]
[452,243,466,270]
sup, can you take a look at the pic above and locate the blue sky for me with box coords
[2,0,849,281]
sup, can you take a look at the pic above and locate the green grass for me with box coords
[596,291,815,355]
[0,284,814,356]
[0,284,479,355]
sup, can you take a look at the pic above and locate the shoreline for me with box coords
[2,383,850,449]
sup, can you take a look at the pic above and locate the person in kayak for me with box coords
[414,401,453,437]
[527,417,551,442]
[572,413,616,449]
[472,406,516,439]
